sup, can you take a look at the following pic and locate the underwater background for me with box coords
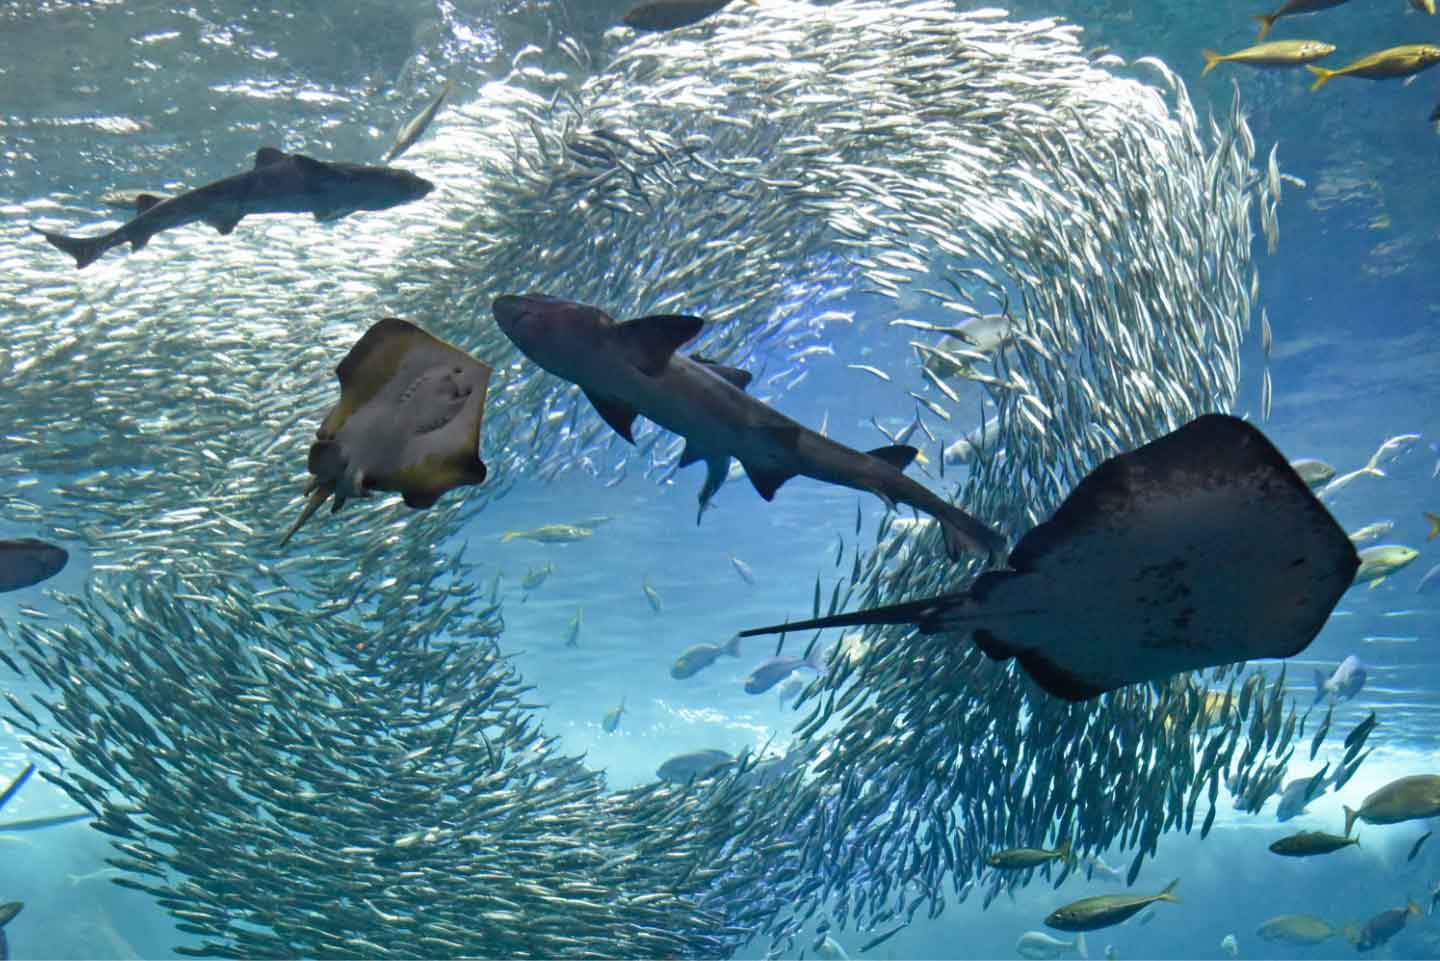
[1,0,1438,959]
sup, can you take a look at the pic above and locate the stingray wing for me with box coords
[966,415,1359,700]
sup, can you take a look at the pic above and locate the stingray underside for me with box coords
[955,414,1360,700]
[285,319,492,543]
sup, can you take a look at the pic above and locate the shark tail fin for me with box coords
[1201,50,1223,77]
[32,226,110,269]
[935,502,1007,565]
[1425,511,1440,541]
[1075,932,1089,961]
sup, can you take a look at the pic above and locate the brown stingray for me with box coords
[281,318,491,545]
[738,415,1360,701]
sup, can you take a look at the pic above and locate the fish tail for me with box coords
[1252,14,1276,41]
[1344,805,1359,837]
[1158,878,1180,902]
[1425,511,1440,541]
[500,531,519,543]
[721,632,743,658]
[1075,932,1089,961]
[280,487,332,546]
[1056,838,1075,867]
[1343,924,1361,946]
[31,226,112,269]
[1313,669,1329,705]
[1201,50,1223,77]
[1306,66,1335,92]
[933,501,1008,565]
[1408,899,1424,918]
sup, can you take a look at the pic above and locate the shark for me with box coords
[33,147,433,269]
[491,294,1005,562]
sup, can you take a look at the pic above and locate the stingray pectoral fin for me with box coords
[582,388,639,443]
[280,486,333,546]
[1015,649,1110,702]
[617,314,706,376]
[331,318,432,424]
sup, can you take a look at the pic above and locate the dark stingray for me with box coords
[738,415,1359,701]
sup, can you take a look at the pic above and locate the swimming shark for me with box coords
[491,294,1005,562]
[34,147,433,269]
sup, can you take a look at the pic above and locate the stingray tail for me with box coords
[738,592,968,638]
[280,487,332,546]
[31,226,114,269]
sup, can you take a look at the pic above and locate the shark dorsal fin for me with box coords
[618,314,705,376]
[866,444,919,472]
[135,194,164,214]
[693,355,753,390]
[582,387,639,443]
[255,147,287,168]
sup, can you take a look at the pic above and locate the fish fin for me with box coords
[204,214,242,235]
[581,388,639,443]
[721,633,743,657]
[972,626,1023,660]
[135,193,163,213]
[1368,577,1384,589]
[617,314,706,375]
[743,462,797,502]
[1343,924,1361,946]
[696,456,730,523]
[1057,838,1075,868]
[1200,50,1223,77]
[1015,648,1109,702]
[1425,511,1440,541]
[1252,14,1275,41]
[402,489,442,509]
[32,227,109,269]
[1408,899,1424,918]
[1075,932,1088,961]
[1313,669,1328,705]
[678,440,704,467]
[254,146,287,168]
[500,532,519,543]
[280,486,333,546]
[1158,878,1180,902]
[693,356,753,390]
[1344,805,1359,837]
[1306,66,1334,92]
[866,444,919,471]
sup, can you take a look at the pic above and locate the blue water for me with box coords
[2,0,1439,958]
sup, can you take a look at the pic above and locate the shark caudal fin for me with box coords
[32,227,112,269]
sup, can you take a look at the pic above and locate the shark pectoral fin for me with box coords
[678,440,704,467]
[581,388,639,443]
[204,214,242,235]
[692,356,754,390]
[254,147,287,168]
[617,314,706,375]
[696,456,731,523]
[742,461,797,502]
[135,194,163,214]
[866,444,920,472]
